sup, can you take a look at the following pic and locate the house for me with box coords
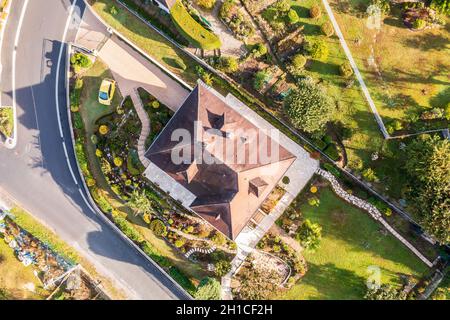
[144,81,300,240]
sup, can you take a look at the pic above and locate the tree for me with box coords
[339,61,353,78]
[371,0,390,14]
[273,0,291,12]
[214,259,231,277]
[291,54,306,71]
[413,18,427,30]
[365,284,406,300]
[127,190,154,217]
[218,56,239,73]
[196,0,216,10]
[287,9,300,24]
[296,219,322,250]
[321,21,334,37]
[430,0,450,15]
[253,70,270,90]
[284,79,335,133]
[252,43,268,57]
[305,38,329,60]
[195,277,221,300]
[405,135,450,244]
[149,219,167,237]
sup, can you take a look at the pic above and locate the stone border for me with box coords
[66,43,192,300]
[316,168,433,268]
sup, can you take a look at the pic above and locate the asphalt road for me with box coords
[0,0,190,300]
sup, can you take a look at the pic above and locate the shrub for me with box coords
[252,43,268,58]
[87,178,96,187]
[284,79,335,133]
[291,54,307,71]
[70,105,79,112]
[321,21,334,37]
[174,238,186,248]
[282,176,290,184]
[95,149,102,157]
[310,186,318,193]
[143,213,151,224]
[445,103,450,120]
[296,219,322,250]
[217,56,239,73]
[339,62,353,78]
[430,0,450,15]
[420,108,444,120]
[151,100,160,109]
[310,4,321,18]
[169,266,196,294]
[324,143,340,161]
[149,219,167,236]
[253,70,270,91]
[113,157,123,167]
[362,168,378,182]
[214,260,232,277]
[413,18,427,30]
[305,38,329,60]
[98,125,109,135]
[201,72,214,86]
[70,53,92,69]
[113,215,144,243]
[211,231,226,246]
[274,0,291,12]
[195,277,221,300]
[196,0,216,10]
[371,0,390,14]
[287,9,300,24]
[323,163,340,176]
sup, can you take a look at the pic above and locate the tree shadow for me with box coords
[298,262,367,299]
[403,30,450,52]
[429,86,450,108]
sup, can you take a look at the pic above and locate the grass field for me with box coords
[0,241,49,300]
[278,187,428,300]
[329,0,449,129]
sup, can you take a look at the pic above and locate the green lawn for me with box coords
[170,0,221,50]
[278,187,429,300]
[329,0,449,129]
[79,59,123,135]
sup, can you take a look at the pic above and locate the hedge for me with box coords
[323,163,341,177]
[169,266,196,294]
[170,0,221,50]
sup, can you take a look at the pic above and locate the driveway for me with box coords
[75,7,190,111]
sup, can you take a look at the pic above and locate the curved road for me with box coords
[0,0,189,300]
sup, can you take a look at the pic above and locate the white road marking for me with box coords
[11,0,30,149]
[55,0,79,186]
